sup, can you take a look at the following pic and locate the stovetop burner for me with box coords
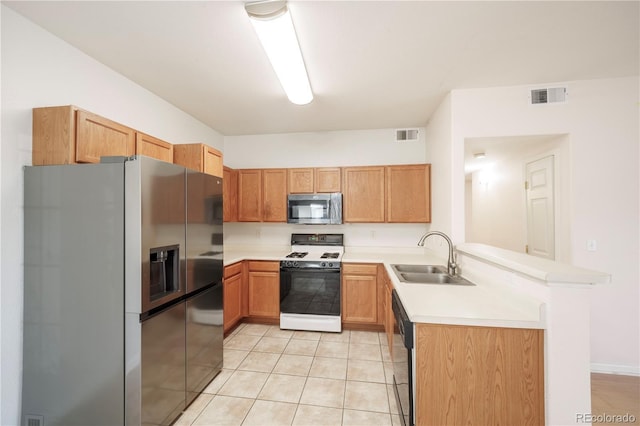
[320,252,340,259]
[285,252,308,259]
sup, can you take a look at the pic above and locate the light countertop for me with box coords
[457,243,611,285]
[344,247,545,329]
[223,245,548,329]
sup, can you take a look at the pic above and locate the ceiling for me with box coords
[4,1,639,136]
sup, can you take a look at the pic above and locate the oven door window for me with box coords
[280,269,340,316]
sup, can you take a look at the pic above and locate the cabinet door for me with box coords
[203,146,223,178]
[224,272,243,332]
[248,271,280,318]
[76,110,136,163]
[32,105,75,165]
[238,169,263,222]
[387,164,431,223]
[173,143,203,172]
[343,166,385,222]
[415,324,544,426]
[263,169,288,222]
[315,167,341,193]
[135,132,173,163]
[288,168,314,193]
[223,167,238,222]
[342,269,378,324]
[384,278,394,358]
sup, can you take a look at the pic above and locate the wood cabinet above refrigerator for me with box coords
[32,105,222,177]
[32,105,136,165]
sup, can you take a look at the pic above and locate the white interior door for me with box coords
[525,155,555,260]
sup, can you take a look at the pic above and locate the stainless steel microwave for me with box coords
[287,193,342,225]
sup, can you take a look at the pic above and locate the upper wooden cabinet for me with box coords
[136,132,173,163]
[315,167,341,192]
[32,105,216,169]
[342,166,386,222]
[342,164,431,223]
[262,169,288,222]
[386,164,431,222]
[288,167,341,193]
[33,105,136,165]
[237,168,287,222]
[288,168,314,193]
[238,169,263,222]
[173,143,223,177]
[223,167,238,222]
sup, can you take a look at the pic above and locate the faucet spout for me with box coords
[417,231,458,276]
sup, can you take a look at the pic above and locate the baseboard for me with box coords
[591,363,640,376]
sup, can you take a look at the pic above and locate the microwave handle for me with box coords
[330,193,343,224]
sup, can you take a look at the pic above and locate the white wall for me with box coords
[223,128,426,169]
[446,77,640,374]
[0,6,224,424]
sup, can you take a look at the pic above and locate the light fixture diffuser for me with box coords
[246,0,313,105]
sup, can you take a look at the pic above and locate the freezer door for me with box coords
[141,301,186,425]
[186,283,223,405]
[186,171,223,293]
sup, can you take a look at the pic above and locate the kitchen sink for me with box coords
[391,264,447,274]
[390,264,476,286]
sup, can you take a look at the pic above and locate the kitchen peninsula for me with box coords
[223,242,609,426]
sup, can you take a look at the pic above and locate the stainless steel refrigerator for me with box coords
[22,156,223,426]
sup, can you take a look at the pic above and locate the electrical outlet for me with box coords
[370,230,376,239]
[587,240,597,251]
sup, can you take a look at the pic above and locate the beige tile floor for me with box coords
[176,323,400,426]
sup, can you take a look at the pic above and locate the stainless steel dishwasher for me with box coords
[392,289,414,426]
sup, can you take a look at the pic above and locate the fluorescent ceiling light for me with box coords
[246,0,313,105]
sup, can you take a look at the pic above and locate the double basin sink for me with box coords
[390,264,475,286]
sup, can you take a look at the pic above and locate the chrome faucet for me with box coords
[417,231,458,276]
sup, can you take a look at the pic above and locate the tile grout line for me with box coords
[186,327,399,426]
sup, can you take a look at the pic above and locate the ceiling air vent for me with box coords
[530,87,567,105]
[395,128,419,142]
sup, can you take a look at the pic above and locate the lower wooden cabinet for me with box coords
[342,263,379,324]
[247,261,280,319]
[223,262,243,333]
[381,268,394,357]
[415,323,545,425]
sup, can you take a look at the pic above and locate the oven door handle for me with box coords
[280,268,342,273]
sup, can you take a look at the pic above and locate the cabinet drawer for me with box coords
[224,262,243,278]
[343,263,378,275]
[248,260,280,272]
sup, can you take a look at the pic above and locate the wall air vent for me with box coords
[530,87,567,105]
[395,128,419,142]
[25,415,44,426]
